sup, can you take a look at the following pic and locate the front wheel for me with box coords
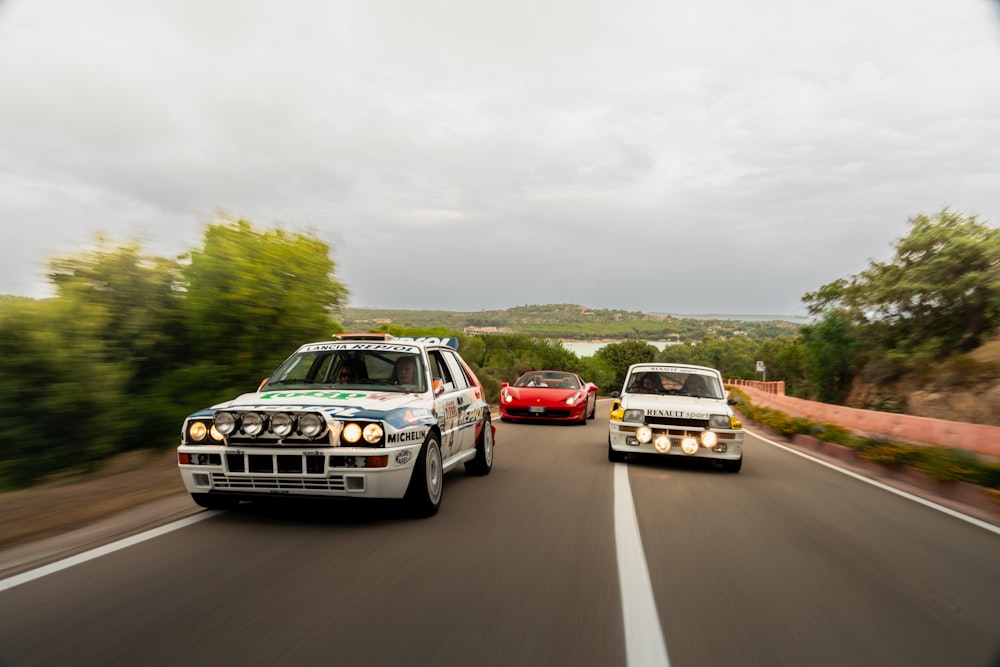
[405,433,444,517]
[465,416,494,476]
[608,436,626,463]
[721,456,742,473]
[191,493,240,511]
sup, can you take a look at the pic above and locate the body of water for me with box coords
[560,340,679,357]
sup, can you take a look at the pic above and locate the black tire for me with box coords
[405,433,444,517]
[465,416,494,476]
[191,493,240,510]
[608,436,626,463]
[721,456,743,473]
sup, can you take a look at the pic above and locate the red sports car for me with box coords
[498,371,599,424]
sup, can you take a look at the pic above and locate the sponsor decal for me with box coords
[395,336,459,349]
[444,400,459,420]
[259,390,366,401]
[646,409,710,419]
[396,450,412,465]
[639,366,716,377]
[300,342,420,353]
[458,405,485,425]
[386,428,428,444]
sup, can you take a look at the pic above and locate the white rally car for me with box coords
[177,334,494,516]
[608,363,744,472]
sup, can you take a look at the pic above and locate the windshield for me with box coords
[514,372,580,389]
[265,349,427,393]
[626,370,723,399]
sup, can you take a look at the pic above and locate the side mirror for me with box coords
[611,390,620,398]
[500,382,510,388]
[727,397,738,406]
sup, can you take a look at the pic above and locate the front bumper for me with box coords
[608,422,743,460]
[177,442,423,500]
[499,402,586,421]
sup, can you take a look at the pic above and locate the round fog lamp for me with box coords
[681,437,700,454]
[272,413,294,437]
[636,426,652,443]
[701,430,718,448]
[214,412,236,435]
[299,413,325,438]
[654,435,671,452]
[242,412,265,436]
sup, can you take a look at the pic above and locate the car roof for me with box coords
[293,334,461,355]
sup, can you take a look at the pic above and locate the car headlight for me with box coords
[622,409,644,423]
[709,414,732,429]
[189,421,208,442]
[503,390,513,403]
[565,392,582,406]
[343,422,362,443]
[363,423,384,444]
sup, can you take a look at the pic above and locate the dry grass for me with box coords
[0,449,183,548]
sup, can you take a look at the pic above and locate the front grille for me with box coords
[226,453,326,475]
[645,416,709,428]
[210,472,346,492]
[507,408,572,418]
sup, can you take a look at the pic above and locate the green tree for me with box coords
[596,340,658,390]
[182,218,349,397]
[799,310,861,403]
[0,297,127,487]
[803,210,1000,360]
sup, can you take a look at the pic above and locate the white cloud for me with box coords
[1,0,998,314]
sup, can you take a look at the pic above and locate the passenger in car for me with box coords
[393,356,420,389]
[681,374,706,396]
[635,373,662,393]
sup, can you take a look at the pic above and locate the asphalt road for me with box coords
[1,403,999,666]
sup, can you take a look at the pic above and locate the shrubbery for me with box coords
[728,387,1000,490]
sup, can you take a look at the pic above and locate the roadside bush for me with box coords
[731,388,1000,490]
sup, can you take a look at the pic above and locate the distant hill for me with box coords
[342,304,804,341]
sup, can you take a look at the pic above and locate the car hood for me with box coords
[620,394,732,418]
[196,388,428,422]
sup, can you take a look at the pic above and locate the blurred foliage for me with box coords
[0,218,347,489]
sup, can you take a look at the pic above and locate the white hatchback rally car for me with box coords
[608,363,744,472]
[177,334,494,516]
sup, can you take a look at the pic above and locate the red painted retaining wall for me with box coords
[727,380,1000,459]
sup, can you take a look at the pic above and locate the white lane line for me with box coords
[0,511,218,593]
[615,463,670,667]
[749,430,1000,536]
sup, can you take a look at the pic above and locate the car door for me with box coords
[427,349,465,459]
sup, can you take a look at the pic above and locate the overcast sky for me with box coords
[1,0,998,317]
